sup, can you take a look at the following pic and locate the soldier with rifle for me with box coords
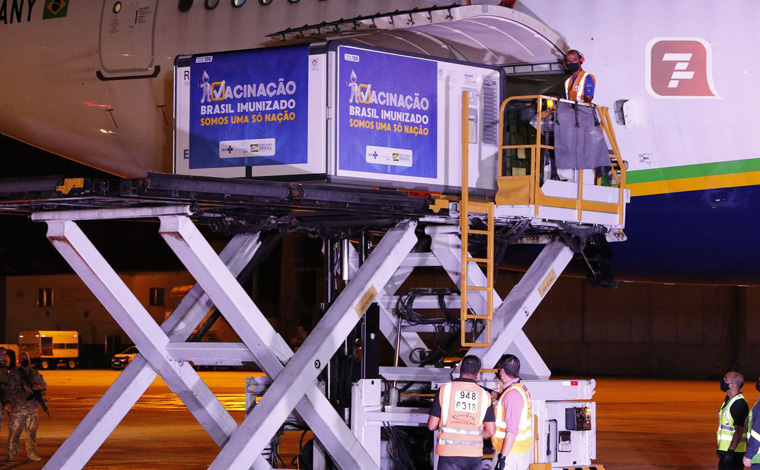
[0,348,9,430]
[5,351,47,462]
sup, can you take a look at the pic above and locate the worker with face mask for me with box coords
[743,377,760,469]
[563,49,595,104]
[0,348,8,431]
[717,371,747,470]
[492,355,532,470]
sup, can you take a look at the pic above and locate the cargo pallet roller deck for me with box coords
[0,8,628,470]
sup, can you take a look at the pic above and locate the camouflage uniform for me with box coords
[6,366,46,460]
[0,359,8,430]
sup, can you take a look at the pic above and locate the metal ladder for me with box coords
[459,91,494,348]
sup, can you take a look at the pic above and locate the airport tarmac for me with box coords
[0,370,736,469]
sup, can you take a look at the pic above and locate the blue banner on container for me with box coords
[189,46,309,169]
[338,46,438,178]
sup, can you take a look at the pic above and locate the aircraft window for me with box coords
[205,0,220,8]
[233,0,247,7]
[178,0,194,12]
[112,1,122,14]
[257,0,271,5]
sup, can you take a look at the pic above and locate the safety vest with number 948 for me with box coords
[454,390,479,412]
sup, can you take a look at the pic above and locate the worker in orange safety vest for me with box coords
[492,355,532,470]
[563,49,596,103]
[428,355,496,470]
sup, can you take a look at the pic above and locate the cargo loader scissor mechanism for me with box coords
[0,92,629,470]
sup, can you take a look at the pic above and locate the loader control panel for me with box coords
[565,406,593,431]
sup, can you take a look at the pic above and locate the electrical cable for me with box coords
[379,375,390,411]
[393,288,463,367]
[394,288,456,325]
[290,428,312,470]
[383,423,416,470]
[409,347,427,364]
[398,381,415,395]
[419,322,459,366]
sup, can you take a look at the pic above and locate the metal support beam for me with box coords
[430,232,497,316]
[41,223,270,470]
[160,217,415,469]
[378,366,452,383]
[505,331,552,380]
[351,380,383,465]
[160,216,366,468]
[468,241,573,372]
[377,266,429,367]
[208,221,418,470]
[31,204,193,222]
[429,233,563,378]
[45,233,267,468]
[166,342,256,366]
[377,294,460,311]
[350,243,430,368]
[400,252,442,267]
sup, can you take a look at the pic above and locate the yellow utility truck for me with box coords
[18,330,79,369]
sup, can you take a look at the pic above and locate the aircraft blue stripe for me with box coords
[612,184,760,283]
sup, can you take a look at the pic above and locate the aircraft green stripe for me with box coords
[627,159,760,184]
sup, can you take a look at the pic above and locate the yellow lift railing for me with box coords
[495,95,627,224]
[460,91,494,348]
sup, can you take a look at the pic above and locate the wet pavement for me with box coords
[0,371,740,468]
[595,378,725,469]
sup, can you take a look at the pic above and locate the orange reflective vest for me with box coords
[565,71,592,102]
[492,381,532,454]
[436,380,492,457]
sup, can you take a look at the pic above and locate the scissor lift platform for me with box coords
[0,94,628,470]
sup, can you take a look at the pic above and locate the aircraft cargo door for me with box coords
[98,0,159,79]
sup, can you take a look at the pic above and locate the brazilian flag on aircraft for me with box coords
[43,0,69,20]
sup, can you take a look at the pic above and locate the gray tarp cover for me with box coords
[553,102,611,170]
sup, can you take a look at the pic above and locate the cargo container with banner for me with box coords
[174,43,503,193]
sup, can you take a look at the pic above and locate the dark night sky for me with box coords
[0,134,189,275]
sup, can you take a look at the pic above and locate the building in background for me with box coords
[4,268,757,378]
[5,272,193,367]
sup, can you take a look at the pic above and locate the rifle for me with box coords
[20,369,50,419]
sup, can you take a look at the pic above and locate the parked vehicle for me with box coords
[18,330,79,369]
[110,346,138,370]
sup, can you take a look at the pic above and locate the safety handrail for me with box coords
[496,95,627,224]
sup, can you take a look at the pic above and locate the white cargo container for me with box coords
[174,42,503,194]
[18,330,79,369]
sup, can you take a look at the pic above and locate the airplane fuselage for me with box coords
[0,0,758,283]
